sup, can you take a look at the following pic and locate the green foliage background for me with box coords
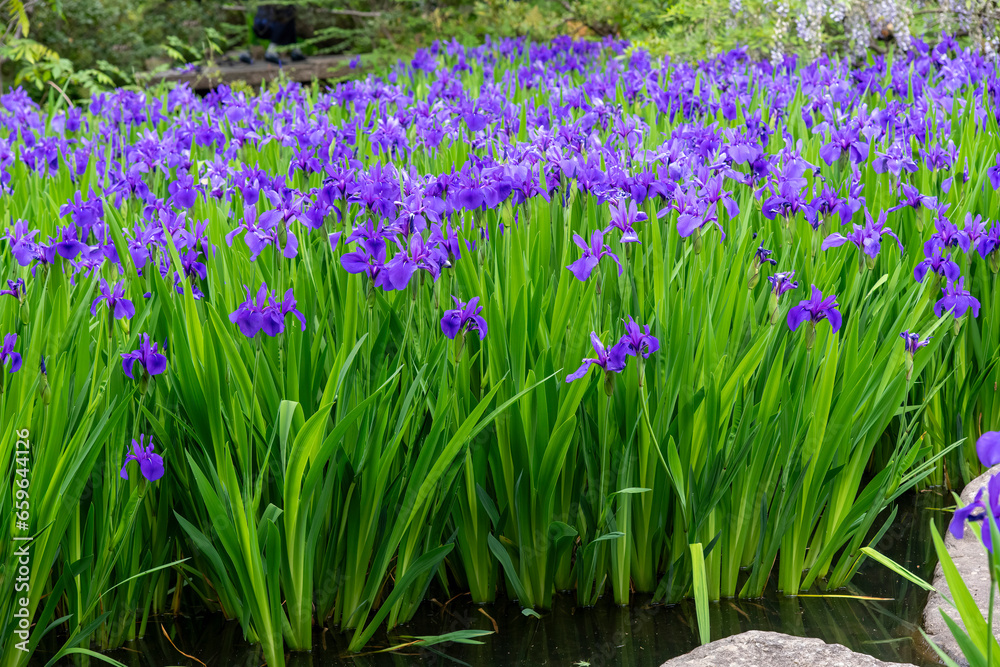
[0,0,994,98]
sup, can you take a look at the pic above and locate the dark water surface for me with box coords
[33,490,950,667]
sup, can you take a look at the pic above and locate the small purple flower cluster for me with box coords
[229,284,307,339]
[566,317,659,386]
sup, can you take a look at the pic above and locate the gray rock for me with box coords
[923,464,1000,665]
[659,630,914,666]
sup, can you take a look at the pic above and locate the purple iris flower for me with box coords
[887,183,937,213]
[566,228,623,281]
[964,213,989,250]
[914,247,960,283]
[376,233,446,291]
[341,242,386,281]
[820,208,903,259]
[168,173,199,209]
[119,434,165,482]
[748,243,777,289]
[768,270,799,296]
[934,278,981,319]
[754,244,777,267]
[51,225,89,260]
[927,213,971,254]
[272,288,307,334]
[230,284,269,338]
[0,278,25,300]
[872,141,918,177]
[619,316,659,358]
[566,332,628,382]
[0,333,21,373]
[607,199,647,244]
[121,333,168,379]
[229,284,306,338]
[441,296,488,340]
[987,153,1000,191]
[759,159,811,221]
[225,206,297,261]
[667,185,725,240]
[328,231,343,253]
[787,285,843,333]
[4,220,40,267]
[978,224,1000,260]
[90,279,135,320]
[900,330,931,355]
[819,126,869,165]
[949,472,1000,551]
[978,432,1000,468]
[59,189,104,229]
[949,432,1000,550]
[429,222,463,261]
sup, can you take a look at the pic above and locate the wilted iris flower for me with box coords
[120,434,165,482]
[90,279,135,320]
[121,333,168,379]
[748,243,777,289]
[754,244,777,267]
[566,229,623,281]
[900,330,930,380]
[900,330,931,356]
[766,270,799,324]
[0,333,21,373]
[768,271,799,296]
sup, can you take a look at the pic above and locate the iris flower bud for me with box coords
[603,369,616,397]
[805,322,816,351]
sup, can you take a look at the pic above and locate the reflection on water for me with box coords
[32,490,949,667]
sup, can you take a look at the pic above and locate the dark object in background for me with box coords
[253,5,297,47]
[253,4,306,64]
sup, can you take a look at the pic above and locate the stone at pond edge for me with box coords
[923,463,1000,665]
[659,630,916,666]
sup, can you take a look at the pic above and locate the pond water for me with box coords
[32,490,950,667]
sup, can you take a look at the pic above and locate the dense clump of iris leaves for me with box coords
[0,33,998,666]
